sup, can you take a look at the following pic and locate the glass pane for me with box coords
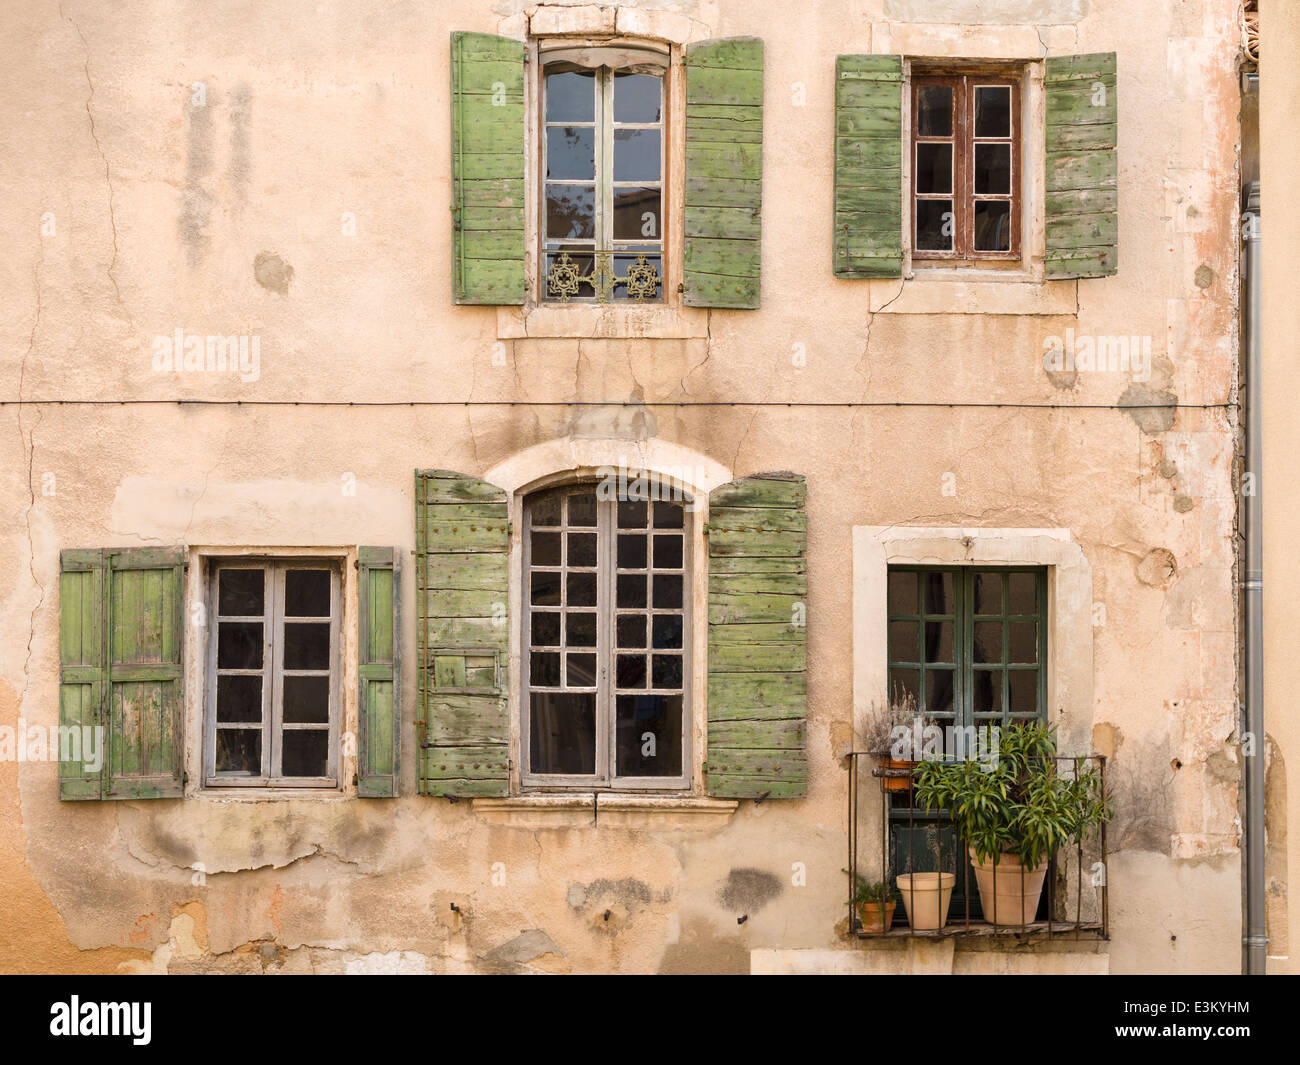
[567,611,597,647]
[218,622,262,669]
[972,670,1002,714]
[567,492,597,526]
[651,654,682,687]
[1009,671,1039,714]
[974,572,1002,614]
[530,651,561,687]
[974,85,1011,138]
[1008,621,1037,664]
[1008,572,1038,614]
[531,570,562,606]
[545,70,595,122]
[889,668,920,706]
[285,570,330,617]
[531,611,561,647]
[217,674,262,723]
[915,143,952,194]
[612,254,662,300]
[614,72,662,123]
[566,571,597,607]
[653,574,683,609]
[915,199,953,251]
[653,501,684,528]
[887,571,918,615]
[619,500,649,527]
[215,728,261,774]
[974,143,1011,195]
[974,200,1012,252]
[546,184,595,240]
[921,571,955,615]
[531,493,562,527]
[567,532,597,567]
[613,187,661,241]
[530,691,596,774]
[916,85,953,137]
[613,129,660,181]
[567,652,597,687]
[546,127,595,180]
[284,623,329,670]
[531,531,561,567]
[888,620,918,662]
[618,573,647,608]
[283,675,330,723]
[924,621,953,664]
[618,534,648,569]
[653,534,683,568]
[925,669,955,714]
[617,694,682,777]
[652,614,683,649]
[617,654,648,689]
[617,614,646,648]
[281,729,328,777]
[218,569,263,616]
[973,621,1002,664]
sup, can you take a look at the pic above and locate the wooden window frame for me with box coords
[204,559,342,789]
[538,47,669,303]
[520,481,692,791]
[910,72,1021,263]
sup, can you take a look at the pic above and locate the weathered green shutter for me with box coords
[1045,52,1117,279]
[451,31,526,305]
[833,55,903,278]
[102,548,185,799]
[706,473,807,799]
[59,550,106,800]
[358,547,400,797]
[683,37,763,309]
[415,471,510,797]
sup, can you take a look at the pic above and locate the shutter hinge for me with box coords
[353,773,359,786]
[182,771,188,786]
[702,523,710,536]
[451,206,462,231]
[508,521,514,536]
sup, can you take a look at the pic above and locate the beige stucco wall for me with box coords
[0,0,1242,974]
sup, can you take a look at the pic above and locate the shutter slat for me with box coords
[706,473,807,799]
[683,37,763,309]
[1045,52,1118,279]
[416,470,510,797]
[834,55,903,279]
[358,546,400,797]
[452,32,526,305]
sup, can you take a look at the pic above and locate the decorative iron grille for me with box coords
[545,250,662,303]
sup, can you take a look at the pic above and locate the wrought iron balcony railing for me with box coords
[545,249,662,303]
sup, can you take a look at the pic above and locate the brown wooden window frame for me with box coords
[910,71,1021,263]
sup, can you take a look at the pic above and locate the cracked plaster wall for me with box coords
[0,0,1243,974]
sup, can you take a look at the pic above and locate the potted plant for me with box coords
[912,721,1113,927]
[851,878,898,934]
[895,871,956,930]
[862,690,932,791]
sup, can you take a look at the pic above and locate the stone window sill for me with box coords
[472,793,738,827]
[497,303,710,340]
[869,274,1075,315]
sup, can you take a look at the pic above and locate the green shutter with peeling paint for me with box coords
[706,473,807,799]
[1045,52,1118,279]
[415,470,510,797]
[833,55,903,278]
[358,547,400,797]
[98,547,185,800]
[683,37,763,309]
[451,31,526,305]
[59,550,106,800]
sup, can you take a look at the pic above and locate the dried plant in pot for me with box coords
[912,721,1113,926]
[862,690,931,791]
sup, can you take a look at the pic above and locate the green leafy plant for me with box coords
[911,721,1113,869]
[851,878,898,906]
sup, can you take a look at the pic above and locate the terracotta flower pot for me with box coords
[857,900,897,934]
[881,757,916,791]
[895,872,955,930]
[969,847,1049,926]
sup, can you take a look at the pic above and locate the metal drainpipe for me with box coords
[1242,178,1266,975]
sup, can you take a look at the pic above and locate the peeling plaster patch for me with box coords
[1173,495,1196,513]
[1046,367,1079,391]
[180,93,214,266]
[1119,383,1178,434]
[344,950,430,974]
[254,251,293,294]
[228,83,252,203]
[483,929,564,968]
[657,919,749,975]
[567,401,656,440]
[717,867,782,913]
[1194,264,1215,289]
[567,877,664,914]
[1136,547,1178,589]
[1159,459,1179,479]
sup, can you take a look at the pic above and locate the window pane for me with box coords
[653,501,684,528]
[1008,572,1038,614]
[284,569,330,617]
[973,621,1002,664]
[546,184,595,240]
[972,670,1002,714]
[530,651,561,687]
[567,611,597,647]
[974,85,1011,138]
[284,623,330,670]
[215,728,260,774]
[926,669,955,714]
[887,571,918,615]
[617,653,648,689]
[652,614,683,649]
[889,668,920,706]
[616,694,682,777]
[916,85,953,136]
[530,692,596,774]
[653,534,682,568]
[545,70,595,122]
[1008,621,1037,664]
[531,570,562,606]
[567,653,597,687]
[1009,671,1039,714]
[531,531,561,567]
[567,532,597,567]
[531,493,562,527]
[567,492,597,526]
[915,142,952,194]
[282,729,328,777]
[653,574,683,609]
[613,129,660,181]
[218,622,262,669]
[546,127,595,180]
[974,200,1012,252]
[618,534,648,568]
[614,72,662,123]
[217,674,262,723]
[921,572,955,615]
[531,611,561,646]
[888,620,918,662]
[283,675,330,723]
[974,572,1002,614]
[915,199,953,251]
[218,569,263,616]
[974,142,1011,195]
[618,573,647,608]
[617,614,646,648]
[651,654,682,687]
[567,571,597,606]
[924,621,953,664]
[619,500,649,527]
[613,187,661,241]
